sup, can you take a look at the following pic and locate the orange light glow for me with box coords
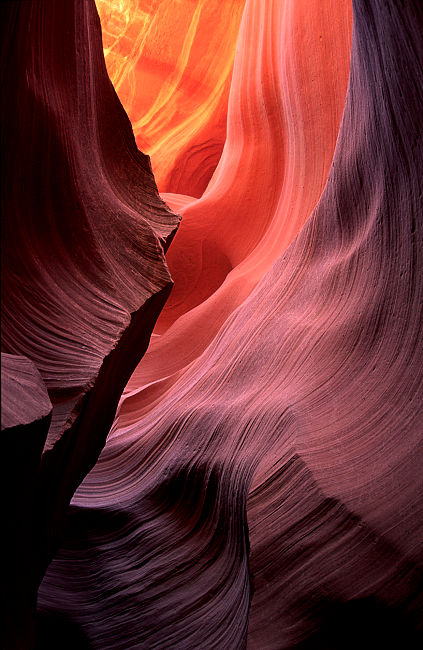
[96,0,245,196]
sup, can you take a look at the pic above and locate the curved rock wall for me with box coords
[1,1,179,646]
[37,0,423,648]
[2,0,422,647]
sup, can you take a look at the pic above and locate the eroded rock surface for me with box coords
[1,1,178,646]
[38,0,423,648]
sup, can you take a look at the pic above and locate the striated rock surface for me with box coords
[38,0,423,649]
[1,354,52,433]
[1,0,178,646]
[119,0,353,423]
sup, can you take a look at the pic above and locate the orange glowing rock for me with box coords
[96,0,245,196]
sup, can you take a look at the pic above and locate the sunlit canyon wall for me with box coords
[1,0,423,648]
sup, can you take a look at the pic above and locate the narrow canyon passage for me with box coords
[2,1,422,649]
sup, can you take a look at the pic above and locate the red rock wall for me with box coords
[1,0,179,646]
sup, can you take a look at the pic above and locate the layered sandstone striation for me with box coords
[38,0,423,648]
[1,0,178,646]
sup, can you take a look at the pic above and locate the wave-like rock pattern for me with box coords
[1,0,178,646]
[118,0,352,423]
[39,0,423,648]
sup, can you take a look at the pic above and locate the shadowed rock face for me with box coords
[2,354,52,649]
[34,0,423,648]
[1,0,179,647]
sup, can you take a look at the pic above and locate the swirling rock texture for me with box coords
[118,0,353,417]
[0,0,179,647]
[95,0,245,198]
[35,0,423,649]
